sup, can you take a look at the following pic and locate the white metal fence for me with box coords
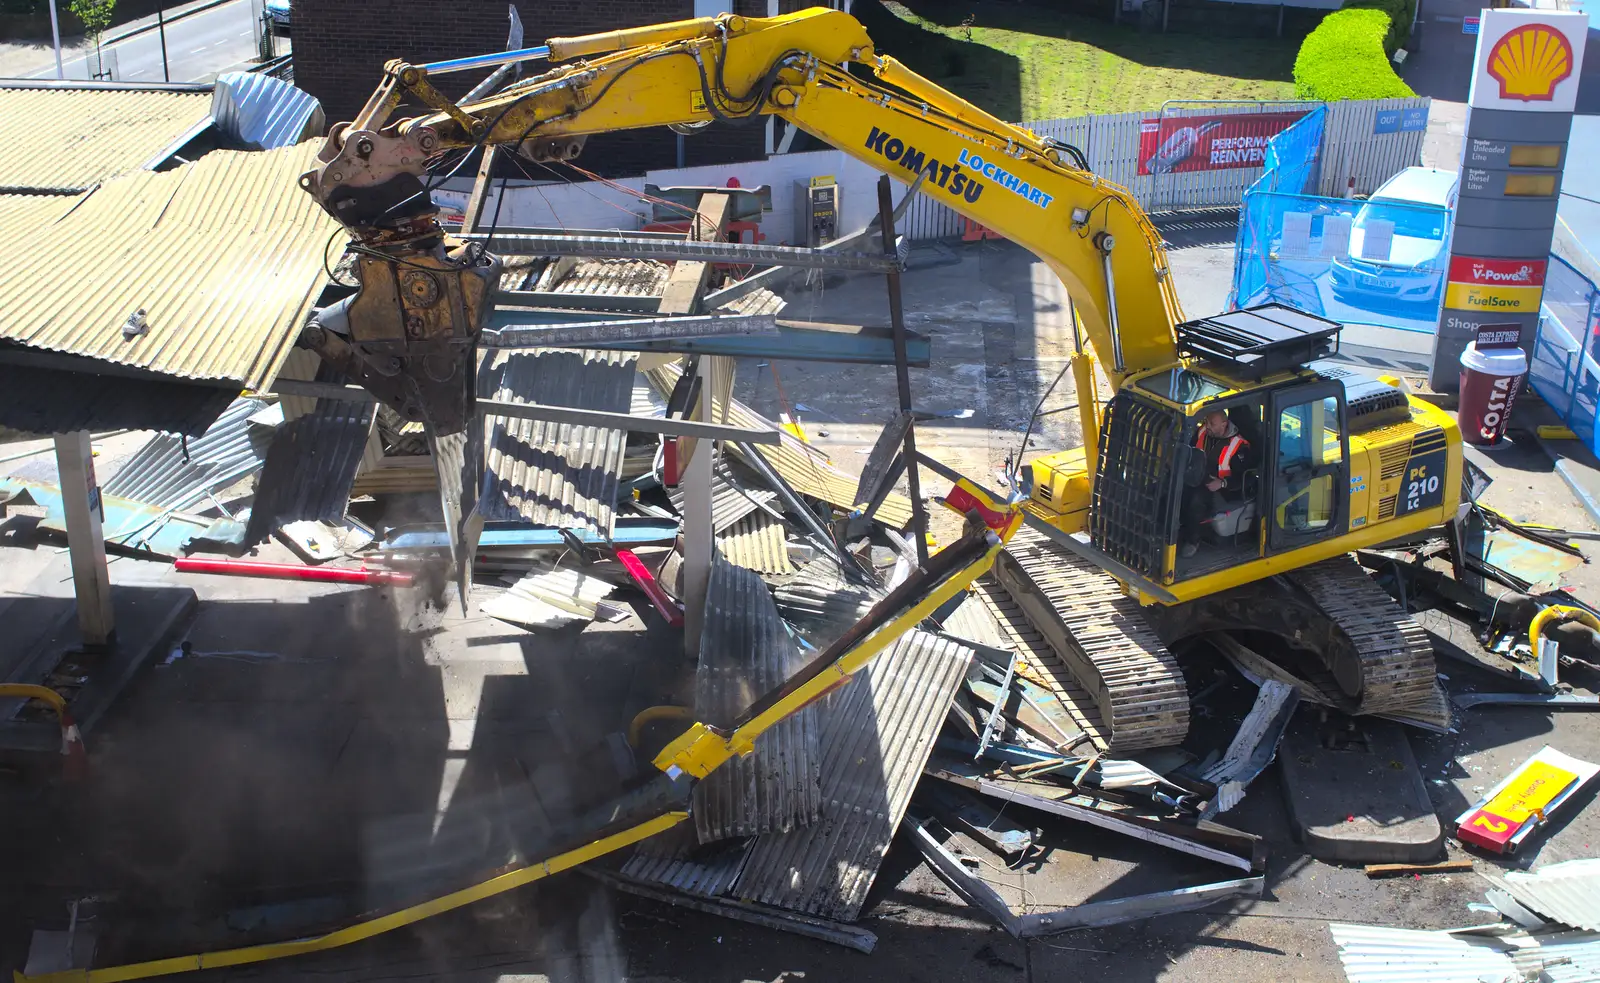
[900,96,1432,240]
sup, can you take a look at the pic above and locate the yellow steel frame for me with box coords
[14,812,687,983]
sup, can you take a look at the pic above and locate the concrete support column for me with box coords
[681,357,720,658]
[54,430,114,648]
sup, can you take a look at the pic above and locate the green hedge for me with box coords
[1344,0,1418,53]
[1294,6,1415,101]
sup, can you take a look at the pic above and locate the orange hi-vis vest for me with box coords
[1196,428,1249,479]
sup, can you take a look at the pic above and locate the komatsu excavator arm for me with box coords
[300,6,1184,452]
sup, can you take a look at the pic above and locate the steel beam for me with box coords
[497,291,661,313]
[475,398,780,444]
[266,379,376,402]
[462,233,904,272]
[573,320,932,365]
[482,312,778,348]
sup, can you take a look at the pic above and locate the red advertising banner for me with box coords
[1447,255,1548,287]
[1137,112,1308,176]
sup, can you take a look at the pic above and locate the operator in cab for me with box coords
[1180,408,1252,558]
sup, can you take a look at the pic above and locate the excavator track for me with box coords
[991,527,1190,752]
[989,530,1446,752]
[1279,557,1440,717]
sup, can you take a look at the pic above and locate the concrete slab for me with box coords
[0,583,196,752]
[1279,710,1443,864]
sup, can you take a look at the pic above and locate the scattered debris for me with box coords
[1482,859,1600,931]
[479,559,619,630]
[1199,680,1298,821]
[909,818,1264,937]
[1456,746,1600,854]
[1330,923,1600,983]
[1363,859,1474,878]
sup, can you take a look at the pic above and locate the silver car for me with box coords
[1329,167,1457,309]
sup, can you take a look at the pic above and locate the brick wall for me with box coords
[291,0,771,177]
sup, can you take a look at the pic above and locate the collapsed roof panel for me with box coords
[0,362,238,437]
[732,629,975,921]
[0,144,340,391]
[479,348,637,532]
[0,83,212,194]
[645,362,913,529]
[694,554,822,843]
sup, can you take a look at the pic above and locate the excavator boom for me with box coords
[301,6,1184,441]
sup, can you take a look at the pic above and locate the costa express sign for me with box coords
[1137,112,1307,176]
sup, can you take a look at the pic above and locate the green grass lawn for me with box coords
[860,0,1300,121]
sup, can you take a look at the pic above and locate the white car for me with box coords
[1329,167,1457,308]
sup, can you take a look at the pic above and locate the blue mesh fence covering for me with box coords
[1257,106,1325,196]
[1232,193,1451,333]
[1528,254,1600,453]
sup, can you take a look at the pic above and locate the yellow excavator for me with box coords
[300,7,1461,750]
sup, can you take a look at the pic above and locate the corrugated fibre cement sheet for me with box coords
[479,348,636,532]
[694,554,821,843]
[733,629,975,921]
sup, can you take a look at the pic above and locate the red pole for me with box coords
[614,549,684,627]
[173,557,415,587]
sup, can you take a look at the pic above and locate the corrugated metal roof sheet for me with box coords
[718,512,794,577]
[1490,860,1600,932]
[565,258,669,297]
[210,72,323,151]
[498,254,784,313]
[1509,930,1600,983]
[1327,923,1520,983]
[668,458,779,534]
[694,554,821,843]
[772,556,882,649]
[0,194,74,239]
[0,362,238,437]
[243,393,375,544]
[480,559,617,629]
[645,362,912,529]
[1331,924,1600,983]
[732,629,975,921]
[0,85,212,193]
[622,827,752,898]
[479,348,635,532]
[351,455,437,496]
[0,143,340,389]
[103,396,273,510]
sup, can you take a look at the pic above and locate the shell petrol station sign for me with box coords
[1429,8,1588,391]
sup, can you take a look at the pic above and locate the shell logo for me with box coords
[1487,23,1574,101]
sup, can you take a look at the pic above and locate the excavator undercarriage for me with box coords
[985,526,1448,752]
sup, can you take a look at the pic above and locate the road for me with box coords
[19,0,272,83]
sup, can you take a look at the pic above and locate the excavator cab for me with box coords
[1086,306,1354,587]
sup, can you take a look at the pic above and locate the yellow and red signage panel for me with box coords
[1443,281,1544,313]
[1456,746,1599,853]
[1447,256,1547,287]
